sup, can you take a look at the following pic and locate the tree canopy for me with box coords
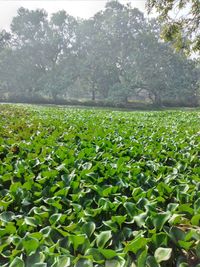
[146,0,200,56]
[0,1,199,107]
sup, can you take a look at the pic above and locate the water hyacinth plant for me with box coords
[0,104,200,267]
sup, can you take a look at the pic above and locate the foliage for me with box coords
[0,104,200,266]
[0,2,199,106]
[146,0,200,56]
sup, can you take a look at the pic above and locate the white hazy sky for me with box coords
[0,0,147,31]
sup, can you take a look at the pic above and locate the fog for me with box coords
[0,1,199,108]
[0,0,146,30]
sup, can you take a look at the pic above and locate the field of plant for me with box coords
[0,104,200,267]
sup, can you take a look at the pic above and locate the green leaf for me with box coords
[124,202,137,217]
[191,214,200,226]
[69,234,86,250]
[154,247,172,263]
[49,213,62,225]
[152,212,171,231]
[169,227,186,243]
[75,258,93,267]
[105,259,121,267]
[103,220,118,233]
[82,162,92,170]
[0,211,15,222]
[151,233,168,249]
[29,232,43,240]
[24,217,38,227]
[0,222,16,236]
[167,203,179,212]
[177,262,189,267]
[82,222,96,237]
[168,214,185,225]
[178,240,194,250]
[52,256,70,267]
[25,251,45,266]
[111,215,126,227]
[178,204,194,215]
[137,249,147,267]
[133,212,147,228]
[98,248,117,259]
[85,248,104,262]
[22,236,40,255]
[124,237,148,254]
[10,257,25,267]
[146,256,159,267]
[0,241,10,253]
[196,241,200,258]
[32,264,47,267]
[40,226,51,236]
[96,231,112,248]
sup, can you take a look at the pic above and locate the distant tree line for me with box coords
[0,1,199,107]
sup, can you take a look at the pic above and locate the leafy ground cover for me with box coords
[0,104,200,267]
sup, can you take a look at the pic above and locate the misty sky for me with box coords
[0,1,147,31]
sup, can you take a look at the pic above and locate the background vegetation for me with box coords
[0,1,199,107]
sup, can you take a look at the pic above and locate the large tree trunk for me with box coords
[52,91,58,102]
[123,95,128,104]
[92,90,95,101]
[154,93,162,106]
[188,90,198,107]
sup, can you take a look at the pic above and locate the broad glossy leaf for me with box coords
[152,212,171,231]
[69,234,86,250]
[0,211,15,222]
[85,248,104,262]
[134,212,147,228]
[111,215,126,227]
[124,202,138,217]
[22,236,40,255]
[124,237,148,254]
[98,248,117,259]
[52,256,70,267]
[82,222,96,237]
[191,214,200,226]
[75,258,93,267]
[10,257,25,267]
[105,259,121,267]
[24,217,38,227]
[146,256,159,267]
[96,231,112,248]
[154,247,172,263]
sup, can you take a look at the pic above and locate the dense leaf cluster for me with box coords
[0,1,199,106]
[0,105,200,266]
[146,0,200,55]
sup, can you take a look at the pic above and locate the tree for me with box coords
[76,15,118,101]
[7,8,49,97]
[4,8,78,100]
[136,19,199,106]
[39,10,78,99]
[146,0,200,56]
[0,31,12,96]
[95,1,147,103]
[0,30,11,52]
[0,2,199,106]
